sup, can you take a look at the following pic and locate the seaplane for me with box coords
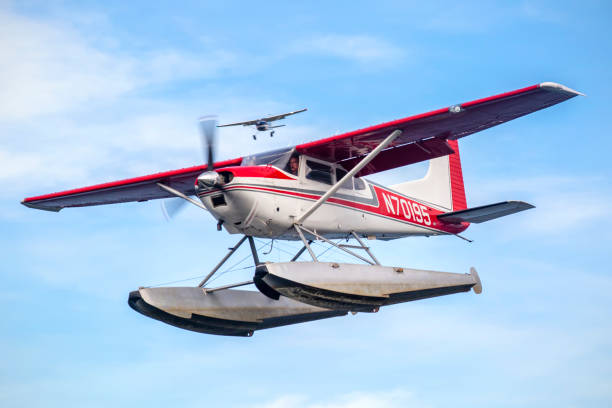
[217,108,307,139]
[21,82,582,337]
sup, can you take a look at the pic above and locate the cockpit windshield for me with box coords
[241,147,295,169]
[241,148,367,189]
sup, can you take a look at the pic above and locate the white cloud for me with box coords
[0,7,330,200]
[419,2,566,33]
[0,10,404,205]
[519,1,567,24]
[0,9,129,119]
[518,192,607,234]
[420,3,508,33]
[293,34,404,65]
[0,106,328,201]
[467,175,610,235]
[0,8,237,120]
[253,390,425,408]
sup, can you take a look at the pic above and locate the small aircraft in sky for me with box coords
[21,82,582,337]
[217,108,307,139]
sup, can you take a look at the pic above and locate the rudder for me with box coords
[447,140,467,211]
[390,140,467,212]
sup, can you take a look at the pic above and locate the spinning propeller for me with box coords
[195,115,224,189]
[200,115,217,172]
[161,115,220,220]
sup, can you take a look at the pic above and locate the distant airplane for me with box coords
[217,108,307,139]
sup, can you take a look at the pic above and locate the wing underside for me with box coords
[22,158,242,212]
[297,82,582,176]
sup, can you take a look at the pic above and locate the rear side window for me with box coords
[336,168,352,189]
[335,168,366,190]
[306,160,333,185]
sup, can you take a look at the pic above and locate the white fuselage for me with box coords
[196,159,467,241]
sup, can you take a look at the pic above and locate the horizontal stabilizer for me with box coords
[437,201,534,224]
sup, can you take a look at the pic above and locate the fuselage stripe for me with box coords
[197,183,468,235]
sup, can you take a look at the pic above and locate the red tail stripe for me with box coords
[447,140,467,211]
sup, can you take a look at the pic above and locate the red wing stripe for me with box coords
[461,84,539,108]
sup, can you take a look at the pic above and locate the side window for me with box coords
[354,177,366,190]
[285,155,300,176]
[305,160,333,185]
[336,168,352,189]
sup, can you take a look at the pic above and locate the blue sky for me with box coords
[1,1,611,407]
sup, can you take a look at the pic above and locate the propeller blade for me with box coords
[160,198,188,221]
[199,115,217,171]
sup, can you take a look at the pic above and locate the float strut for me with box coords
[291,240,313,261]
[248,236,260,265]
[198,235,248,288]
[294,224,318,261]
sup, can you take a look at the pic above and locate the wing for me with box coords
[22,82,581,212]
[217,109,307,127]
[296,82,582,176]
[217,119,260,127]
[260,108,307,122]
[22,157,242,212]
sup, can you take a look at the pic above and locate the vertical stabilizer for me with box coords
[390,140,467,212]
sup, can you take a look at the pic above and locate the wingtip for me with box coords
[539,82,585,96]
[21,199,62,212]
[508,200,536,210]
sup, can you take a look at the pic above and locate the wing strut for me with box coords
[296,129,402,224]
[156,183,208,212]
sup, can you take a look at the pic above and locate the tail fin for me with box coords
[390,140,467,212]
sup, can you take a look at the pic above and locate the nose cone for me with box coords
[196,171,221,189]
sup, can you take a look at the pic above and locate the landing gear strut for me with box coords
[292,224,380,265]
[197,235,261,292]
